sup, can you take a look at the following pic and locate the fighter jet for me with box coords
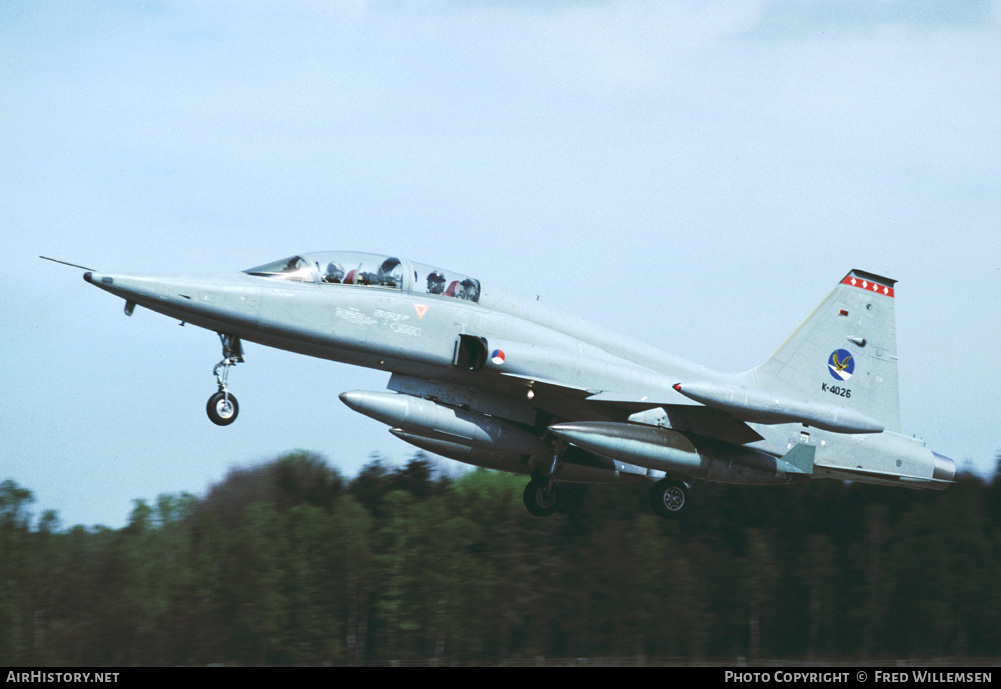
[48,252,955,518]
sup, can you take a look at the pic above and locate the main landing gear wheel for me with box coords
[650,479,689,519]
[523,440,567,518]
[207,391,239,426]
[523,479,558,518]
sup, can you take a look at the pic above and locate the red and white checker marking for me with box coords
[841,275,894,298]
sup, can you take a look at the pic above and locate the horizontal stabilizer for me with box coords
[816,463,954,490]
[673,382,883,434]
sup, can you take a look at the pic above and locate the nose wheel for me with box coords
[207,390,239,426]
[207,334,243,426]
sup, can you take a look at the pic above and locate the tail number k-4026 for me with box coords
[821,382,851,398]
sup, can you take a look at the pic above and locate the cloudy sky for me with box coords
[3,1,999,528]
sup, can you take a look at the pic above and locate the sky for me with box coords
[2,0,1000,529]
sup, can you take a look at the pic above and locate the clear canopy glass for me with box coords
[411,261,480,302]
[243,255,316,283]
[244,252,481,302]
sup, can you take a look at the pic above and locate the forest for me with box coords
[1,451,999,666]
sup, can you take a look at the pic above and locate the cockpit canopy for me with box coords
[244,252,481,303]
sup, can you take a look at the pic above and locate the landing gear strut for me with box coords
[207,334,243,426]
[523,440,567,517]
[650,478,690,519]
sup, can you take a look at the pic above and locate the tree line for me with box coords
[2,451,999,665]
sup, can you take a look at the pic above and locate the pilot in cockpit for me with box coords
[458,278,480,301]
[376,258,401,287]
[427,271,446,295]
[323,262,344,283]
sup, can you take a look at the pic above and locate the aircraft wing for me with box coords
[543,376,875,443]
[475,362,766,446]
[454,336,874,446]
[479,364,879,447]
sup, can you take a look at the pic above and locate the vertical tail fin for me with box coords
[746,269,900,432]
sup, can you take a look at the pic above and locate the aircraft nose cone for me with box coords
[82,271,115,287]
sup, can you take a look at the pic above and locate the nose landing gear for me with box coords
[207,334,243,426]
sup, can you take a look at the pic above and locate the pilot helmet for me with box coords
[374,257,400,286]
[427,271,446,292]
[459,278,479,300]
[324,262,344,282]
